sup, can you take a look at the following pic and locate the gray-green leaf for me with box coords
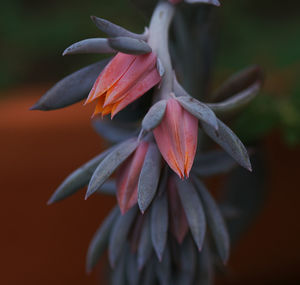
[86,138,139,199]
[142,100,167,132]
[108,37,152,55]
[176,96,218,131]
[201,119,252,171]
[30,59,110,111]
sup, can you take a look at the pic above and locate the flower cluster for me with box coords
[33,0,263,284]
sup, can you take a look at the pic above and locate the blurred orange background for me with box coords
[1,86,299,284]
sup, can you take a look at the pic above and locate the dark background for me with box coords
[0,0,299,284]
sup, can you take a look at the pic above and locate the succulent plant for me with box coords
[32,0,264,284]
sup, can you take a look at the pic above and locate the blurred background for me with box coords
[1,0,299,284]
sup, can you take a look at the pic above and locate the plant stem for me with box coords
[148,1,175,100]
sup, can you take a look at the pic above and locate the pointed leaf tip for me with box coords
[86,138,139,199]
[201,119,252,171]
[108,37,152,55]
[176,96,218,131]
[142,100,167,132]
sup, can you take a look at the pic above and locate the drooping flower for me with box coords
[85,52,161,118]
[153,98,198,179]
[116,141,149,214]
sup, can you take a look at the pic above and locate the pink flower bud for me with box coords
[116,141,149,214]
[85,52,161,118]
[153,98,198,179]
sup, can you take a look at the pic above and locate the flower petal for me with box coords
[85,53,136,103]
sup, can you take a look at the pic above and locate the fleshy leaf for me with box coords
[141,259,156,285]
[196,243,214,285]
[48,147,115,204]
[192,150,236,176]
[155,246,171,285]
[177,236,197,285]
[151,191,168,261]
[175,177,206,251]
[111,248,127,285]
[62,38,115,55]
[86,207,119,272]
[138,143,161,213]
[91,16,146,40]
[207,82,260,118]
[210,65,264,102]
[142,100,167,132]
[109,206,138,267]
[201,119,252,171]
[96,180,116,195]
[176,96,218,131]
[92,118,138,143]
[193,177,230,263]
[185,0,220,6]
[86,138,139,199]
[30,59,110,111]
[126,253,140,285]
[108,37,152,55]
[137,213,152,269]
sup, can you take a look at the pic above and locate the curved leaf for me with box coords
[48,147,115,204]
[86,207,119,272]
[63,38,115,55]
[176,96,218,131]
[151,191,168,261]
[207,82,260,118]
[193,177,230,263]
[86,138,139,199]
[137,213,152,269]
[96,180,116,195]
[109,206,138,267]
[108,37,152,55]
[142,100,167,132]
[30,59,110,111]
[138,143,161,213]
[186,0,220,5]
[175,177,206,251]
[201,119,252,171]
[91,16,147,40]
[193,150,236,176]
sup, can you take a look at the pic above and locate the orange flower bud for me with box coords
[153,98,198,178]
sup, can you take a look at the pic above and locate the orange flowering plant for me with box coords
[33,0,263,284]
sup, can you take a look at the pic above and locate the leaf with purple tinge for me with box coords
[137,213,152,269]
[192,150,236,176]
[185,0,220,6]
[168,177,189,244]
[62,38,115,55]
[126,252,140,285]
[142,100,167,131]
[86,207,119,273]
[196,242,214,285]
[175,178,206,251]
[201,119,252,171]
[151,191,168,261]
[138,143,161,213]
[86,138,139,199]
[141,259,156,285]
[91,16,147,40]
[111,247,127,285]
[96,180,116,195]
[176,96,218,131]
[48,146,116,204]
[177,236,197,285]
[210,65,263,103]
[193,177,230,263]
[207,82,261,118]
[92,118,138,143]
[155,246,171,285]
[108,206,138,267]
[108,37,152,55]
[30,58,110,111]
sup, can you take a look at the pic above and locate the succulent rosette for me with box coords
[32,0,264,284]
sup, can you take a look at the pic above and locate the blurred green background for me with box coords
[1,0,300,145]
